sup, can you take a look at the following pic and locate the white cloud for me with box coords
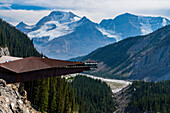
[0,10,51,25]
[0,3,12,9]
[12,0,170,10]
[0,0,13,3]
[2,0,170,10]
[0,0,169,25]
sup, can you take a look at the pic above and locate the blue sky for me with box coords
[0,0,170,25]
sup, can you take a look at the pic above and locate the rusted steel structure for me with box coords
[0,57,91,83]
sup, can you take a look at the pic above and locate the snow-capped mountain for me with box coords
[16,12,170,59]
[99,13,170,41]
[16,11,116,59]
[17,11,81,40]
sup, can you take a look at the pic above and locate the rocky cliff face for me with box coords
[113,86,144,113]
[0,79,38,113]
[0,47,10,56]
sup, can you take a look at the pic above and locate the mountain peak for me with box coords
[68,11,79,18]
[48,11,80,22]
[118,12,137,18]
[123,12,134,15]
[16,12,170,60]
[17,21,27,26]
[79,16,92,23]
[81,16,88,21]
[48,11,65,16]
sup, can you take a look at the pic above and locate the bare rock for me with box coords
[0,80,39,113]
[0,47,10,56]
[0,79,6,87]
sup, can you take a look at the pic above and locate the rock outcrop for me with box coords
[0,79,39,113]
[113,85,155,113]
[0,47,10,56]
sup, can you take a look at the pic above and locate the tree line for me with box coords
[0,18,42,57]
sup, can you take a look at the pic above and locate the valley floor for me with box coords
[63,73,132,93]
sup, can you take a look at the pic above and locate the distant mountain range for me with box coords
[74,25,170,81]
[16,11,115,59]
[99,13,170,40]
[16,11,170,59]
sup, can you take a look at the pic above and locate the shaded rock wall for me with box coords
[0,79,39,113]
[0,47,10,56]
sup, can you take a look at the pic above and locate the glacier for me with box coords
[138,16,153,35]
[16,12,170,60]
[96,27,122,42]
[28,11,81,41]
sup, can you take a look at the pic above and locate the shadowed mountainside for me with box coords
[76,25,170,81]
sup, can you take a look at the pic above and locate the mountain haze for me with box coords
[16,11,170,59]
[78,25,170,81]
[16,11,115,59]
[99,13,170,40]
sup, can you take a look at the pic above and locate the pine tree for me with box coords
[70,88,75,113]
[39,78,49,112]
[70,76,115,113]
[48,77,57,112]
[56,77,64,113]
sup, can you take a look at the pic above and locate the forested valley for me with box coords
[25,75,116,113]
[70,76,115,113]
[1,18,170,113]
[0,18,116,113]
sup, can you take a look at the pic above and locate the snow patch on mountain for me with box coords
[162,18,167,26]
[16,12,170,60]
[28,18,81,41]
[28,21,73,40]
[97,27,121,41]
[49,11,80,23]
[73,17,81,21]
[138,16,153,35]
[25,25,34,29]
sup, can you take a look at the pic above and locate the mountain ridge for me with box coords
[32,16,115,59]
[77,25,170,81]
[99,13,170,40]
[17,11,116,59]
[16,11,170,59]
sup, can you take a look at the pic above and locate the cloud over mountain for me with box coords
[0,0,170,25]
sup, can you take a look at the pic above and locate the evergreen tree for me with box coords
[70,75,115,113]
[24,77,76,113]
[0,18,42,57]
[39,78,49,112]
[0,18,77,113]
[48,77,57,112]
[128,80,170,113]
